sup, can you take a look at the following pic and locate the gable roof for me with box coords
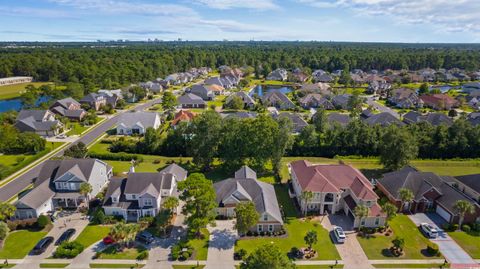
[326,112,351,127]
[53,98,81,109]
[117,111,159,129]
[172,110,196,126]
[275,112,308,133]
[234,165,257,180]
[123,172,173,196]
[262,90,295,107]
[290,160,378,200]
[455,174,480,194]
[363,112,404,127]
[80,93,105,103]
[214,166,283,224]
[178,93,206,105]
[159,163,188,181]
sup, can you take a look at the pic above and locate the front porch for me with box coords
[53,193,86,209]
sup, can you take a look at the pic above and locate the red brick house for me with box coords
[419,94,459,110]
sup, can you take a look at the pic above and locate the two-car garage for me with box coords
[435,204,452,222]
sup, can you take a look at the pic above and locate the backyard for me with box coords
[357,215,441,259]
[0,82,53,100]
[66,122,89,136]
[0,230,48,259]
[74,225,111,248]
[448,231,480,259]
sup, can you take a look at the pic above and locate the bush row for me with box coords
[88,152,143,162]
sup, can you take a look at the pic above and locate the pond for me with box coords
[0,96,49,113]
[249,85,294,97]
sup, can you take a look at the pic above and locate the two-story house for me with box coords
[15,109,64,137]
[289,160,386,228]
[14,159,112,219]
[214,166,284,233]
[50,97,87,121]
[102,163,187,222]
[80,93,107,111]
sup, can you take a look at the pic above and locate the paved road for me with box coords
[408,213,478,268]
[0,98,161,202]
[365,96,400,119]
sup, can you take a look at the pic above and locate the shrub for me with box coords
[136,250,149,260]
[442,223,453,232]
[426,242,440,256]
[0,221,9,240]
[452,224,459,231]
[472,223,480,232]
[37,215,51,228]
[237,249,247,259]
[91,208,106,224]
[461,224,471,233]
[54,241,85,258]
[171,244,181,260]
[88,152,143,162]
[181,251,190,260]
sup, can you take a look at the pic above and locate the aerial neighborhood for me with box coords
[1,45,480,269]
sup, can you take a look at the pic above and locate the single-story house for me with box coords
[420,94,459,110]
[261,90,295,110]
[117,111,161,135]
[15,109,64,137]
[225,91,256,109]
[178,93,206,109]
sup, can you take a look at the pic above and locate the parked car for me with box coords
[136,231,155,245]
[420,223,438,238]
[31,236,54,255]
[103,236,115,245]
[332,226,346,243]
[57,134,66,139]
[55,228,76,246]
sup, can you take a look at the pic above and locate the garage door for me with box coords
[436,205,452,222]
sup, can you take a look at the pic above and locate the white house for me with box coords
[117,111,161,135]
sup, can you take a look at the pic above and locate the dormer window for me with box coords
[263,214,268,221]
[112,197,118,203]
[366,201,372,207]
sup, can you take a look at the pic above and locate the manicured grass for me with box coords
[39,263,70,268]
[97,245,146,260]
[0,82,53,100]
[0,230,47,258]
[187,228,209,260]
[89,264,145,268]
[275,184,299,217]
[448,231,480,259]
[171,265,205,269]
[66,122,89,136]
[207,95,226,108]
[296,265,344,269]
[357,215,439,259]
[0,265,15,268]
[235,218,340,260]
[74,225,111,248]
[372,264,448,268]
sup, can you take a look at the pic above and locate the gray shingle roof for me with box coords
[455,174,480,194]
[326,112,351,127]
[275,112,308,133]
[117,111,159,129]
[15,110,61,132]
[213,166,283,224]
[53,98,81,109]
[363,112,404,127]
[159,163,188,181]
[234,165,257,180]
[178,93,206,105]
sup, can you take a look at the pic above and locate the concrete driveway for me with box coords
[205,220,238,269]
[322,214,373,269]
[408,213,477,267]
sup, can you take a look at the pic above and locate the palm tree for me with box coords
[398,188,414,212]
[110,222,128,246]
[163,196,179,216]
[354,205,369,229]
[381,202,397,226]
[79,182,93,209]
[300,191,314,216]
[453,200,475,229]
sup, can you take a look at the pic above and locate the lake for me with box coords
[249,85,294,97]
[0,96,49,113]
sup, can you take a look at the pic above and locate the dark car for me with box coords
[32,236,54,255]
[136,231,155,245]
[55,228,76,246]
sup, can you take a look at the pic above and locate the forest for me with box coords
[1,42,480,89]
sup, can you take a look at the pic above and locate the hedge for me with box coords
[88,152,143,162]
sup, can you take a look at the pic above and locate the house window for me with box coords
[257,225,263,232]
[366,201,372,207]
[132,195,136,199]
[112,197,118,203]
[144,199,153,206]
[375,218,380,225]
[263,214,268,221]
[361,219,366,226]
[62,182,69,190]
[268,225,274,232]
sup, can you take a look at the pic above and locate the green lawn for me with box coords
[0,82,53,100]
[0,142,63,181]
[357,215,439,259]
[448,231,480,259]
[0,230,47,258]
[207,95,226,108]
[235,217,339,260]
[372,264,449,268]
[0,265,15,268]
[89,264,145,268]
[187,228,209,260]
[39,264,70,268]
[74,225,111,248]
[66,122,89,136]
[97,245,145,260]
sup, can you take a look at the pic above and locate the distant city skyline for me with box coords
[0,0,479,43]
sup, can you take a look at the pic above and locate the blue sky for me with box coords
[0,0,479,42]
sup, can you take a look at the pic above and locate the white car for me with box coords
[420,223,438,238]
[332,226,346,243]
[57,134,66,139]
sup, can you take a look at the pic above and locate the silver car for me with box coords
[333,226,346,243]
[420,223,438,238]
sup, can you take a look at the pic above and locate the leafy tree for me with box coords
[129,86,147,101]
[300,191,314,216]
[0,202,16,221]
[37,215,51,228]
[381,202,397,226]
[225,95,244,110]
[0,221,9,240]
[188,111,222,170]
[304,230,318,250]
[64,142,88,158]
[178,173,217,237]
[155,210,171,236]
[241,244,295,269]
[418,83,430,95]
[392,236,405,250]
[453,200,475,229]
[354,205,369,228]
[163,196,179,215]
[312,108,328,133]
[162,91,177,112]
[235,201,260,235]
[398,188,414,212]
[347,93,363,117]
[380,125,418,170]
[20,85,39,109]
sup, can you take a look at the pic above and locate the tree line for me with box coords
[2,42,480,89]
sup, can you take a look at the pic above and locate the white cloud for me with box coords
[191,0,278,10]
[298,0,480,33]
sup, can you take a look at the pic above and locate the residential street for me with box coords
[365,96,400,119]
[408,213,477,268]
[0,98,161,202]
